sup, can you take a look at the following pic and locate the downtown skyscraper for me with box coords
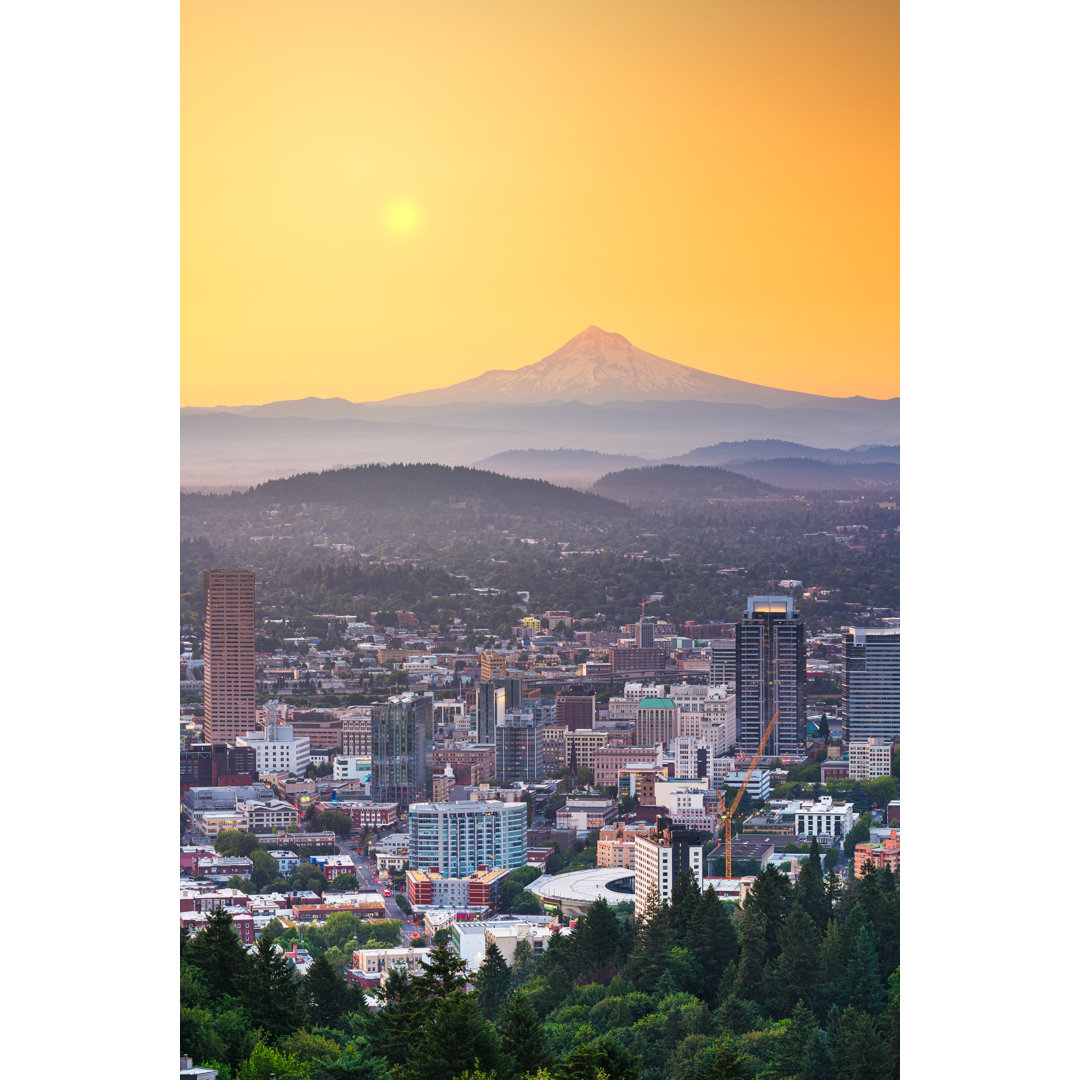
[735,596,805,757]
[842,626,900,742]
[202,569,256,743]
[371,692,435,805]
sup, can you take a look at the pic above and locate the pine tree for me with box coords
[818,919,846,1016]
[302,952,353,1029]
[842,925,884,1016]
[733,903,768,1004]
[794,836,830,932]
[627,900,675,993]
[575,898,624,980]
[412,940,469,1002]
[798,1030,836,1080]
[765,904,822,1018]
[184,908,253,1003]
[772,1000,818,1078]
[668,869,702,946]
[561,1033,641,1080]
[686,889,739,1003]
[240,937,302,1040]
[473,941,512,1020]
[699,1035,750,1080]
[829,1006,890,1080]
[406,992,501,1080]
[510,936,537,988]
[500,990,554,1079]
[741,865,792,961]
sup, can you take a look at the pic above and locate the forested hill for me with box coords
[591,465,780,506]
[182,463,634,517]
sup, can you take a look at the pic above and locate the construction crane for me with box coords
[716,705,781,878]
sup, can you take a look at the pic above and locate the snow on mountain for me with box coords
[371,326,877,407]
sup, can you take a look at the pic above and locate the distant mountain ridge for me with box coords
[180,327,898,487]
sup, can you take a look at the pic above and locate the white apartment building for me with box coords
[668,788,716,832]
[847,738,894,781]
[673,736,706,780]
[784,796,855,839]
[334,755,373,782]
[239,798,299,833]
[352,946,431,980]
[238,724,311,777]
[715,765,771,803]
[634,822,703,911]
[702,691,737,754]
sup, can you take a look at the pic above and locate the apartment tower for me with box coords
[735,596,805,756]
[202,569,256,743]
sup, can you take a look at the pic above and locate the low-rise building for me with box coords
[405,866,511,913]
[784,796,855,839]
[556,797,618,835]
[597,821,657,870]
[309,854,357,881]
[848,738,894,781]
[483,921,556,963]
[266,850,301,877]
[351,946,431,986]
[239,799,299,833]
[191,855,254,881]
[854,829,900,877]
[327,801,399,831]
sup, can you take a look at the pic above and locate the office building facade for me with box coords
[495,710,541,782]
[842,627,900,742]
[371,692,435,805]
[735,596,805,756]
[202,569,256,743]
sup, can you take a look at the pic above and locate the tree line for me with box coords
[181,835,898,1079]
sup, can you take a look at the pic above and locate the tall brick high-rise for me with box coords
[202,569,256,743]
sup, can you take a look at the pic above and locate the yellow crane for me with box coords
[716,705,781,878]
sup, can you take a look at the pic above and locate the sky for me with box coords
[182,0,898,406]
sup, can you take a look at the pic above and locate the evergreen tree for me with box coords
[474,941,512,1020]
[817,919,846,1016]
[698,1035,749,1080]
[560,1033,641,1080]
[772,1000,818,1078]
[500,990,554,1079]
[825,869,843,911]
[715,993,765,1036]
[829,1006,890,1080]
[798,1030,836,1080]
[668,870,702,946]
[407,993,501,1080]
[510,936,537,988]
[794,836,830,932]
[370,966,419,1069]
[740,865,792,961]
[302,953,354,1029]
[765,904,822,1019]
[184,908,253,1003]
[240,936,303,1040]
[627,900,675,993]
[842,925,884,1016]
[412,940,469,1002]
[733,903,768,1004]
[575,899,625,980]
[686,890,739,1004]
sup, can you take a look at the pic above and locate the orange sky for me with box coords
[182,0,898,405]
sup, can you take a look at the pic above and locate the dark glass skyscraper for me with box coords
[735,596,805,756]
[371,692,434,805]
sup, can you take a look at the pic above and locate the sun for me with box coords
[384,200,421,236]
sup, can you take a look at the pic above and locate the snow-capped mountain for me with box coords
[371,326,880,408]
